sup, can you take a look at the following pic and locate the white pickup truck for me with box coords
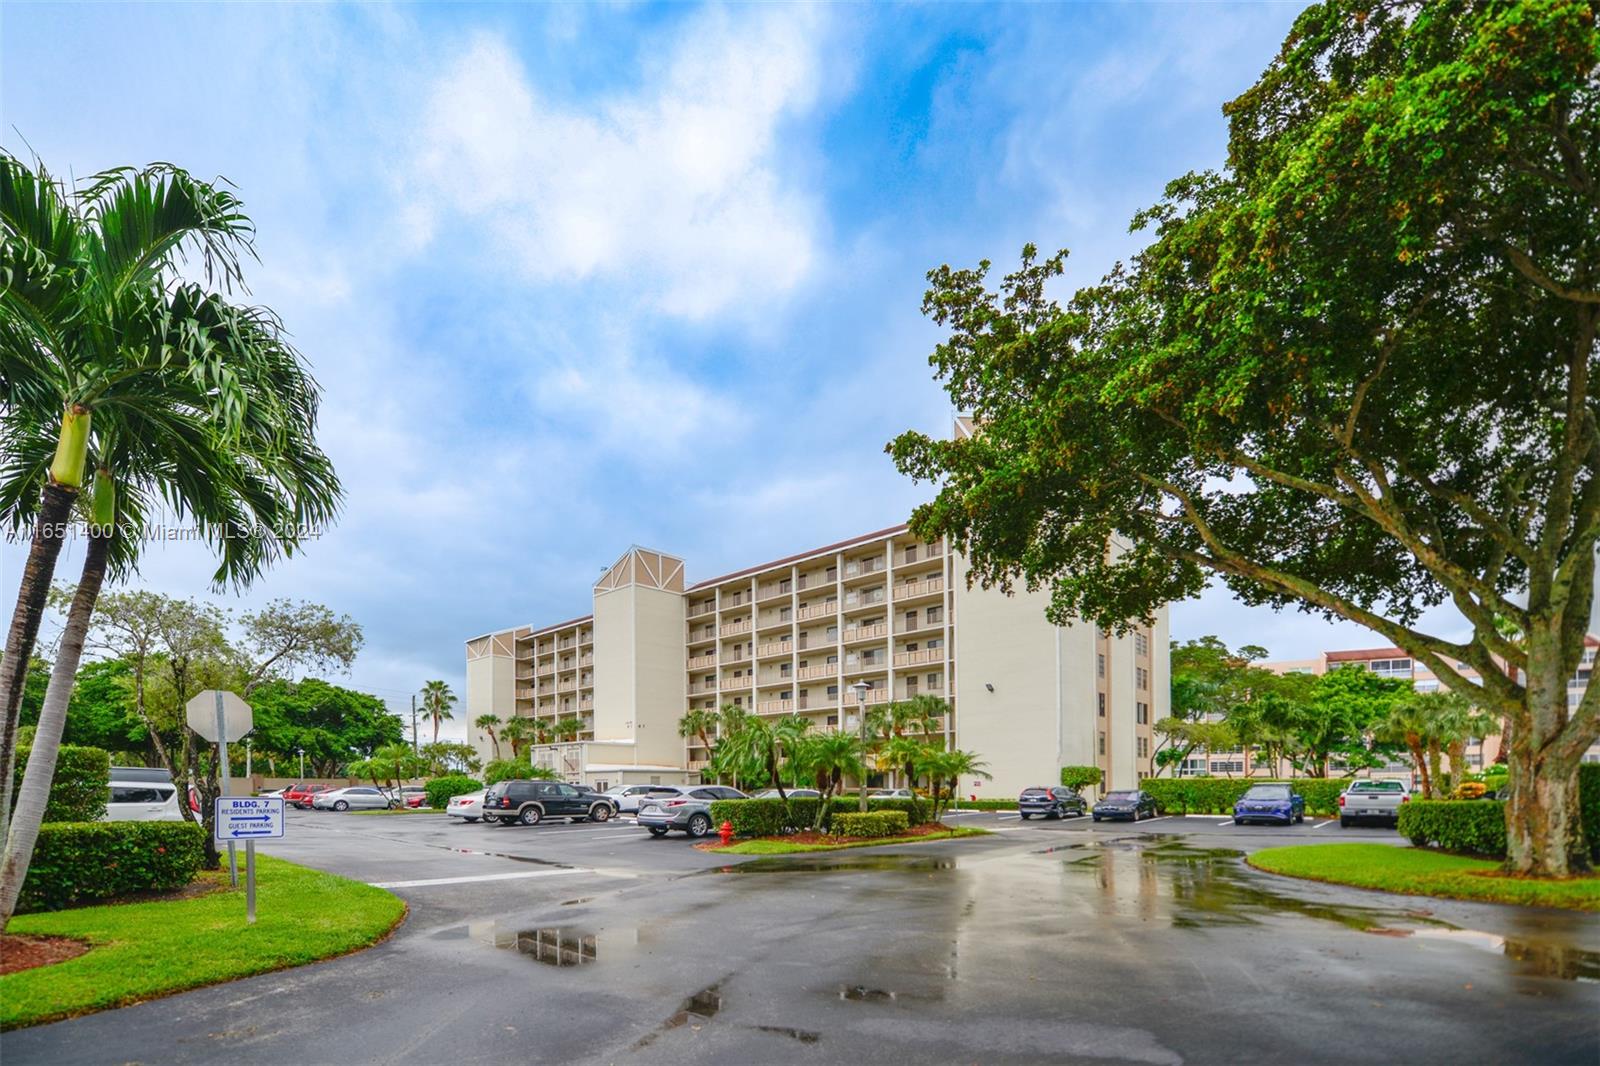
[1338,779,1409,828]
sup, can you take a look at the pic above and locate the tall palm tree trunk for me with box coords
[0,527,109,928]
[0,481,81,844]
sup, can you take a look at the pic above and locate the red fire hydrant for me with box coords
[719,820,734,846]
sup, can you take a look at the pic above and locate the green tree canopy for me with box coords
[247,677,402,776]
[890,0,1600,876]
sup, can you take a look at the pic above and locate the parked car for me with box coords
[1018,786,1087,820]
[868,788,915,800]
[1233,784,1305,825]
[256,787,285,799]
[482,780,619,826]
[104,767,184,822]
[1092,789,1158,822]
[446,789,486,822]
[312,786,394,812]
[1338,779,1409,827]
[602,784,687,814]
[390,785,427,808]
[636,785,747,838]
[751,788,822,800]
[283,783,326,809]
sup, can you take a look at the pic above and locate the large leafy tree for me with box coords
[891,1,1600,877]
[247,677,404,774]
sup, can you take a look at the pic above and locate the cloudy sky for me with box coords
[1,1,1465,739]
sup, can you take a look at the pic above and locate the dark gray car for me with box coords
[636,785,746,838]
[482,780,618,826]
[1018,786,1087,819]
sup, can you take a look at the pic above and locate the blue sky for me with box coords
[2,1,1455,737]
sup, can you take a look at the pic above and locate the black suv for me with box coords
[482,780,618,827]
[1018,786,1088,820]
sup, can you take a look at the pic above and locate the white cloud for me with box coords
[407,6,829,319]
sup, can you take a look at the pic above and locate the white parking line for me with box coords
[1215,818,1236,825]
[369,868,588,889]
[1312,819,1333,829]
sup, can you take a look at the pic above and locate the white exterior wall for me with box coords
[466,651,514,766]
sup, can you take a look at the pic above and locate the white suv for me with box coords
[104,767,184,822]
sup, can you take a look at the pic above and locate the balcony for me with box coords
[894,617,940,635]
[843,589,887,611]
[755,672,790,688]
[894,647,942,668]
[755,640,792,659]
[578,655,594,669]
[796,602,835,622]
[688,682,715,695]
[757,582,789,602]
[688,601,716,618]
[796,572,834,591]
[843,654,888,674]
[720,676,754,690]
[893,577,945,602]
[722,648,752,665]
[515,687,536,700]
[719,619,752,637]
[842,687,890,707]
[842,622,889,644]
[538,660,556,675]
[516,669,535,681]
[756,613,792,632]
[578,697,594,712]
[579,631,593,645]
[721,590,750,609]
[843,556,886,580]
[796,663,836,681]
[688,758,710,771]
[687,653,717,670]
[557,680,577,693]
[757,698,794,715]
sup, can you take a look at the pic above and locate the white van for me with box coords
[104,766,184,822]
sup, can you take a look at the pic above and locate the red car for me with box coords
[283,783,331,809]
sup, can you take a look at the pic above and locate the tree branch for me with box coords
[1503,244,1600,303]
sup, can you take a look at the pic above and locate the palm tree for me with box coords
[880,736,932,823]
[794,731,865,831]
[474,713,502,760]
[553,715,583,742]
[499,716,534,758]
[532,718,555,746]
[678,708,718,761]
[1377,697,1436,797]
[420,680,456,744]
[900,694,948,739]
[0,156,338,839]
[924,749,991,820]
[0,161,341,925]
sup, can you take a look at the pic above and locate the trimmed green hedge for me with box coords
[424,775,482,809]
[947,799,1021,811]
[18,821,205,913]
[709,796,940,836]
[1581,764,1600,863]
[1141,777,1346,816]
[10,745,111,823]
[832,810,910,837]
[1398,800,1508,858]
[1059,766,1102,791]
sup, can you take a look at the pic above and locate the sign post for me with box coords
[214,796,284,924]
[187,690,254,889]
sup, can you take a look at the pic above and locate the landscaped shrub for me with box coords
[482,760,529,787]
[1580,764,1600,863]
[1398,800,1508,858]
[710,798,790,837]
[943,798,1021,811]
[1059,765,1102,792]
[424,775,482,809]
[831,810,910,838]
[827,797,929,821]
[18,820,205,913]
[10,744,111,823]
[1141,778,1345,817]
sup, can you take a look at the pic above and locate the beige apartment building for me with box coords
[465,526,1169,798]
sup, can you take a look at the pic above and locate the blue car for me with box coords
[1233,784,1304,825]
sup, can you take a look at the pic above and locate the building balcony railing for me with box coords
[516,670,535,681]
[688,683,715,695]
[894,648,942,667]
[516,687,535,700]
[688,758,710,771]
[756,613,791,631]
[796,572,834,591]
[687,653,717,670]
[845,687,890,706]
[755,673,790,688]
[721,590,750,608]
[720,677,753,690]
[578,697,594,711]
[796,664,837,681]
[842,622,889,643]
[719,620,753,637]
[756,582,789,601]
[756,640,792,658]
[796,602,835,622]
[757,698,794,715]
[721,650,752,666]
[893,577,945,602]
[843,655,888,674]
[578,655,594,668]
[894,617,940,635]
[538,661,556,675]
[842,557,885,579]
[557,682,577,694]
[687,601,716,618]
[843,589,887,610]
[579,632,593,645]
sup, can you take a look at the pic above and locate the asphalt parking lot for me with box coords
[8,808,1597,1064]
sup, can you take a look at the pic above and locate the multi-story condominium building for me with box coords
[465,526,1169,797]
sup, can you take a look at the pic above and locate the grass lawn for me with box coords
[1248,843,1600,912]
[711,826,989,855]
[1,855,406,1030]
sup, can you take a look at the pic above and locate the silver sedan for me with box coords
[312,786,394,811]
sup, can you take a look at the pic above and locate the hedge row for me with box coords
[832,811,910,837]
[1398,800,1508,858]
[10,745,111,823]
[425,775,481,809]
[1141,778,1347,816]
[18,821,205,913]
[947,799,1022,811]
[708,797,937,836]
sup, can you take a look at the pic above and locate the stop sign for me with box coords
[185,690,254,743]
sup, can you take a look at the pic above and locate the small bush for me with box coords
[710,798,789,837]
[18,821,205,913]
[482,760,530,787]
[831,810,910,838]
[827,797,928,821]
[1580,764,1600,863]
[1059,765,1102,792]
[1398,800,1508,858]
[945,798,1022,811]
[10,744,112,823]
[424,775,482,809]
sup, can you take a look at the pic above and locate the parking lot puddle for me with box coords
[721,856,957,874]
[454,921,650,967]
[1066,837,1600,982]
[632,982,725,1050]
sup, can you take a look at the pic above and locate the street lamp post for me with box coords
[852,680,871,812]
[296,747,305,780]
